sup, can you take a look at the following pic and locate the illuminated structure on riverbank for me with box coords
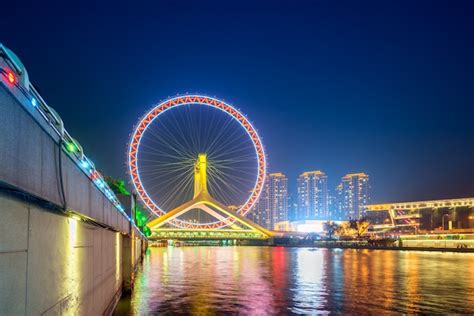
[146,154,274,240]
[366,197,474,233]
[127,94,275,240]
[128,95,267,230]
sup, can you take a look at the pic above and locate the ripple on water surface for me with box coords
[116,247,474,315]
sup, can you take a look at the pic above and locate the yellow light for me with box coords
[64,217,80,314]
[116,232,121,283]
[71,214,82,221]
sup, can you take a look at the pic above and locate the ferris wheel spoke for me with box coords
[211,158,255,169]
[207,126,248,157]
[146,126,194,159]
[139,169,191,181]
[139,158,193,172]
[208,174,244,206]
[207,167,249,199]
[138,166,193,178]
[210,171,254,195]
[167,107,197,154]
[205,116,236,155]
[158,176,193,202]
[138,160,194,172]
[143,168,192,187]
[138,142,180,157]
[213,172,256,187]
[209,163,257,176]
[210,170,254,191]
[208,178,235,206]
[212,163,257,172]
[201,105,218,149]
[210,147,256,161]
[156,175,194,211]
[208,140,255,159]
[138,161,194,171]
[150,114,196,157]
[139,168,190,178]
[142,138,189,159]
[186,105,202,153]
[145,172,194,206]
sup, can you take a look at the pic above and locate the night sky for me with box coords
[2,0,473,203]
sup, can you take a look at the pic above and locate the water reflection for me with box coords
[118,247,474,315]
[291,249,327,313]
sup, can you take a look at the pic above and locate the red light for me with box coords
[7,72,15,84]
[90,170,100,180]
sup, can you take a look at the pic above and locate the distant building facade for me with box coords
[336,173,369,219]
[297,171,328,220]
[334,184,344,220]
[246,197,267,228]
[327,194,337,220]
[248,172,289,229]
[288,194,298,222]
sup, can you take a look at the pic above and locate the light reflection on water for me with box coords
[121,247,474,315]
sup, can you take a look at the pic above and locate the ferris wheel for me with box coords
[128,95,266,230]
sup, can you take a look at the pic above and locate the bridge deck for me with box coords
[150,229,270,240]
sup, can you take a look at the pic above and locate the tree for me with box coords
[143,225,152,237]
[104,176,130,195]
[350,218,370,238]
[134,205,148,227]
[336,222,351,237]
[323,221,339,239]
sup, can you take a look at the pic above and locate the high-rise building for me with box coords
[327,194,337,220]
[268,173,289,227]
[334,184,344,220]
[247,172,289,229]
[288,194,298,221]
[336,173,369,219]
[246,197,267,228]
[297,171,328,220]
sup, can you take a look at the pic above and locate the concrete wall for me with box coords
[0,65,147,314]
[122,233,146,292]
[0,191,146,315]
[0,83,129,233]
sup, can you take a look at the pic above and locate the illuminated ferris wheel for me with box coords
[128,95,266,230]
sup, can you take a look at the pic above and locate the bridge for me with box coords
[0,44,147,315]
[146,153,274,241]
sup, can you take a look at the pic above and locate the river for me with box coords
[116,246,474,315]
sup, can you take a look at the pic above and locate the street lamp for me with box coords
[442,214,450,231]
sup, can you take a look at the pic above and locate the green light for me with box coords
[144,226,151,237]
[134,208,148,228]
[65,141,77,153]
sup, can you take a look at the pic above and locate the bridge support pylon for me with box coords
[147,154,273,240]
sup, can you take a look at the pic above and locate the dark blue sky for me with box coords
[2,0,473,203]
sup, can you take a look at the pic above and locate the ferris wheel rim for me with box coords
[128,94,266,229]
